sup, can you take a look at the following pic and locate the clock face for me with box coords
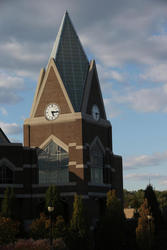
[45,103,60,120]
[92,104,100,121]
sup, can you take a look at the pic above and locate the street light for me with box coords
[48,206,54,250]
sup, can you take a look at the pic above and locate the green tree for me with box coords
[144,184,162,230]
[136,198,154,250]
[68,194,89,250]
[1,187,16,219]
[45,185,63,217]
[97,190,125,250]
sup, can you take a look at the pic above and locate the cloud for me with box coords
[0,89,23,104]
[1,0,167,79]
[113,84,167,113]
[0,107,8,116]
[0,72,25,90]
[124,173,167,181]
[0,122,22,135]
[97,64,124,83]
[124,150,167,169]
[0,72,25,104]
[141,64,167,83]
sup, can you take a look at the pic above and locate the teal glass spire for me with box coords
[48,11,89,111]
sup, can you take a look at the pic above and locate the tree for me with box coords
[68,194,89,250]
[136,198,154,250]
[97,190,125,250]
[1,187,16,219]
[45,185,63,217]
[144,184,162,230]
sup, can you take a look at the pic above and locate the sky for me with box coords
[0,0,167,191]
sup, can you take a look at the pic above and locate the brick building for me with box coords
[0,12,123,224]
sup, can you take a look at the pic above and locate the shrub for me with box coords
[30,213,50,239]
[0,216,20,245]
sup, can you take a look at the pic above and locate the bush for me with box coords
[0,216,20,245]
[30,213,50,239]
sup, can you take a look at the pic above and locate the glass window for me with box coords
[90,142,104,184]
[38,140,69,184]
[0,166,13,184]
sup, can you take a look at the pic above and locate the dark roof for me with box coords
[0,128,10,144]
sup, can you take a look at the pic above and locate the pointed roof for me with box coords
[0,128,10,144]
[48,11,89,111]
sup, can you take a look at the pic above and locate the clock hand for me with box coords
[51,110,59,116]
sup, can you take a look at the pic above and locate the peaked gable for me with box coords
[31,59,74,118]
[0,128,10,144]
[81,60,107,120]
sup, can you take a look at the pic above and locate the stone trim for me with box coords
[76,164,85,168]
[30,68,45,117]
[39,134,68,152]
[24,112,82,125]
[69,161,76,166]
[68,143,76,147]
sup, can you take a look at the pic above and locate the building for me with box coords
[0,12,123,224]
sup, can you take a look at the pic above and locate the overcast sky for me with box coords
[1,0,167,191]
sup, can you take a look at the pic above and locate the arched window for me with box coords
[0,166,13,184]
[38,140,69,184]
[90,141,104,184]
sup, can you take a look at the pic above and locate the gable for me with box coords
[31,59,74,118]
[0,128,10,144]
[81,60,107,120]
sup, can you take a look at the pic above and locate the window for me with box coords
[38,140,69,184]
[0,166,13,184]
[90,142,104,184]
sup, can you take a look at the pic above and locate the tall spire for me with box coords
[48,11,89,111]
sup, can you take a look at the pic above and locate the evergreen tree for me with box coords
[136,198,154,250]
[45,185,63,217]
[68,194,89,250]
[97,190,125,250]
[144,184,162,230]
[1,187,16,218]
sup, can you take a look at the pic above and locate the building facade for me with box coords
[0,12,123,223]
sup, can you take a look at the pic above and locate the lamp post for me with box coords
[147,214,152,250]
[48,206,54,250]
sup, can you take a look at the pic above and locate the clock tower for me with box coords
[24,12,123,220]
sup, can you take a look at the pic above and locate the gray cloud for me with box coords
[112,84,167,113]
[0,89,23,104]
[124,151,167,169]
[0,121,22,135]
[1,0,167,76]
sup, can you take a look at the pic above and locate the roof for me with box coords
[48,11,89,111]
[124,208,135,219]
[0,128,10,144]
